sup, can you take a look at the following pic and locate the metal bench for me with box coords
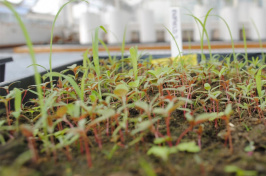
[0,57,13,82]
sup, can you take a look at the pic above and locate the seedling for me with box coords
[1,3,265,175]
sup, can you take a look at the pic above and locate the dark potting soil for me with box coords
[0,110,265,176]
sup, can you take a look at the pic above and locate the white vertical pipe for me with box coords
[115,0,120,9]
[219,6,239,41]
[138,9,156,43]
[238,1,250,23]
[79,12,101,44]
[249,5,266,40]
[106,10,130,44]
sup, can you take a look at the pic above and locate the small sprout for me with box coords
[224,104,233,116]
[147,146,178,162]
[154,136,172,144]
[195,112,221,122]
[176,141,200,153]
[225,165,257,176]
[55,106,68,118]
[204,83,211,91]
[244,141,255,152]
[103,144,119,160]
[135,101,149,113]
[88,73,95,80]
[139,158,157,176]
[114,84,129,97]
[128,79,140,88]
[185,112,193,122]
[131,117,161,135]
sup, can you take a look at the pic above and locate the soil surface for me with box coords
[0,110,265,176]
[1,59,266,176]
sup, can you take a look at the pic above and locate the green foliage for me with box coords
[255,65,266,103]
[103,144,118,160]
[1,5,266,174]
[129,46,140,80]
[139,158,157,176]
[12,88,21,119]
[176,141,200,153]
[147,146,178,161]
[48,0,89,85]
[148,141,200,161]
[225,165,257,176]
[2,0,44,114]
[189,8,213,60]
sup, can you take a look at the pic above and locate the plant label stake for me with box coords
[170,7,183,57]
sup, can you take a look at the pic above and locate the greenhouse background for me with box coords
[1,0,266,46]
[1,0,266,82]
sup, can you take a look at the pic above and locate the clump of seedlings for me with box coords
[0,1,266,176]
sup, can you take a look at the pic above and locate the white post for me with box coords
[249,3,266,40]
[170,7,183,57]
[219,6,239,41]
[106,10,130,44]
[138,9,156,43]
[115,0,120,9]
[79,12,101,44]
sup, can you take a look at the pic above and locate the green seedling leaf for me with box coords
[185,112,194,122]
[135,101,149,113]
[256,65,266,103]
[225,165,241,173]
[89,94,97,103]
[177,97,193,104]
[66,102,81,118]
[81,49,89,100]
[131,117,160,135]
[56,106,68,118]
[244,141,255,152]
[204,83,211,91]
[44,91,57,109]
[147,68,163,78]
[129,46,139,80]
[92,26,106,99]
[78,119,86,130]
[89,109,115,126]
[0,120,5,127]
[139,158,157,176]
[45,72,83,100]
[103,144,118,160]
[56,133,80,148]
[225,165,257,176]
[176,141,200,153]
[224,104,233,116]
[147,146,178,161]
[153,108,167,117]
[67,64,77,70]
[114,84,129,97]
[100,25,107,33]
[13,88,21,119]
[154,136,172,144]
[128,79,140,88]
[195,112,219,122]
[27,64,48,73]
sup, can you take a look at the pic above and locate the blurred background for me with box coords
[1,0,266,83]
[1,0,266,46]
